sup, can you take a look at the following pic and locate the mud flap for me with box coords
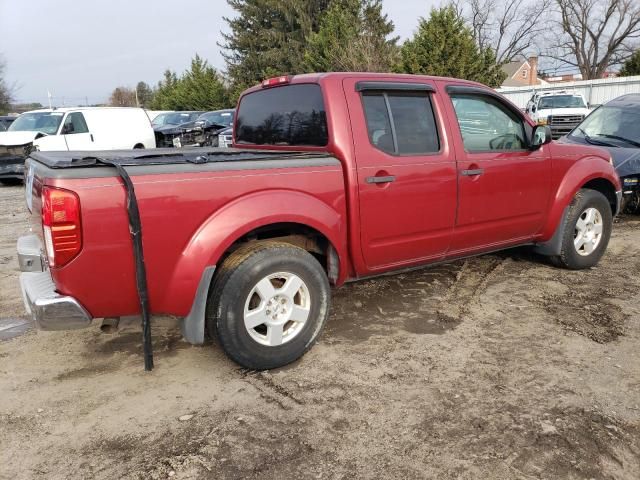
[181,266,216,344]
[533,206,569,256]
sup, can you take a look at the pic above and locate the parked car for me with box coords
[174,109,235,147]
[525,91,591,139]
[218,126,233,147]
[17,73,621,370]
[0,115,16,131]
[0,108,155,182]
[562,93,640,213]
[152,111,203,147]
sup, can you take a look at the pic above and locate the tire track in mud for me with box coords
[240,371,304,410]
[436,256,510,321]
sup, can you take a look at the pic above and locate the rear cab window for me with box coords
[235,84,328,146]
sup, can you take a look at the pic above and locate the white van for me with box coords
[0,107,156,152]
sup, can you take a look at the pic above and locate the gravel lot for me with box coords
[1,183,639,479]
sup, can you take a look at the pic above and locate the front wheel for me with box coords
[550,189,613,269]
[207,241,331,369]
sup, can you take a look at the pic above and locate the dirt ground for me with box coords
[1,183,639,480]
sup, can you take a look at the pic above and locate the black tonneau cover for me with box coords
[30,147,329,169]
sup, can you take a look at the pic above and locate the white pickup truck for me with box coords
[0,107,156,183]
[525,91,591,139]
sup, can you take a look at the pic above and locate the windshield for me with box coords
[570,105,640,147]
[538,95,586,109]
[198,110,234,126]
[152,112,201,127]
[8,112,65,135]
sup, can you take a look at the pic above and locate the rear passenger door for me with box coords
[61,112,94,150]
[344,79,457,271]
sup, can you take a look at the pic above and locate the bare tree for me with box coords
[108,87,137,107]
[458,0,552,63]
[0,58,13,114]
[552,0,640,79]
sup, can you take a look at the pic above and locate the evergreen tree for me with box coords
[303,0,399,72]
[397,6,506,87]
[221,0,330,93]
[150,69,179,110]
[150,56,230,111]
[620,50,640,77]
[135,81,154,107]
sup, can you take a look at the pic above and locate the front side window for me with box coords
[236,84,328,146]
[451,95,526,152]
[361,91,440,155]
[61,112,89,135]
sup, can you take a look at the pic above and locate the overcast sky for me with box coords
[0,0,441,106]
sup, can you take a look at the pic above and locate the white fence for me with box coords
[496,75,640,109]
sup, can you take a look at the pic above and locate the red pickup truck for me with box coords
[18,73,622,370]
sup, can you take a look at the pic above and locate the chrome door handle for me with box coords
[461,168,484,176]
[365,175,396,184]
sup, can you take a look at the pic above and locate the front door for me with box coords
[344,78,457,272]
[61,112,94,150]
[446,90,551,254]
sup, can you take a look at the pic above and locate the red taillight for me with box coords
[261,75,290,88]
[42,186,82,268]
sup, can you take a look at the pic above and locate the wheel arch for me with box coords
[172,190,348,344]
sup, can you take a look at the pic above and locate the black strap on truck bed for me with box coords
[94,157,154,371]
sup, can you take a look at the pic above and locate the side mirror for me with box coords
[61,124,73,135]
[531,125,552,150]
[531,105,537,113]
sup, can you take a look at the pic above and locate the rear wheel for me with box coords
[550,189,612,269]
[206,241,330,369]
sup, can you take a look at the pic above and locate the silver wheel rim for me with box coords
[243,272,311,347]
[574,207,603,256]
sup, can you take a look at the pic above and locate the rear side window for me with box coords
[236,84,328,146]
[362,92,440,155]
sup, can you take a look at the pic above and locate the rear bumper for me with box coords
[18,234,92,330]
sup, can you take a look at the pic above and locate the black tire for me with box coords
[550,189,612,269]
[206,241,331,369]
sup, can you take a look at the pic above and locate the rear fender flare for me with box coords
[168,190,347,338]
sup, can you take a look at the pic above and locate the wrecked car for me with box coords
[152,111,203,147]
[167,109,235,148]
[563,93,640,213]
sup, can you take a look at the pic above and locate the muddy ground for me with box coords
[1,183,639,479]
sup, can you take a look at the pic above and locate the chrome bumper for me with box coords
[18,234,92,330]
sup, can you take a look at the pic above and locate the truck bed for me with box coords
[26,147,345,321]
[30,147,335,176]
